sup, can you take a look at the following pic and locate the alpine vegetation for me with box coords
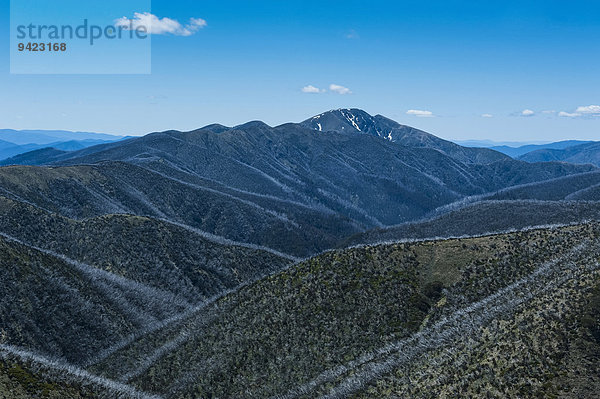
[1,110,600,398]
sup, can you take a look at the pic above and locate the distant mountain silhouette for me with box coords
[0,129,124,161]
[519,141,600,166]
[0,129,123,145]
[491,140,595,158]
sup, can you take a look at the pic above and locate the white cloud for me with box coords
[481,114,493,118]
[329,84,352,95]
[558,111,582,118]
[345,30,359,39]
[554,105,600,119]
[115,12,207,36]
[575,105,600,115]
[188,18,208,30]
[542,110,557,114]
[406,109,434,118]
[521,109,535,117]
[301,85,324,94]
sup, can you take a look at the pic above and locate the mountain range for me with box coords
[0,129,124,162]
[0,129,123,145]
[519,141,600,166]
[458,139,600,166]
[1,109,599,398]
[0,110,595,256]
[489,140,595,158]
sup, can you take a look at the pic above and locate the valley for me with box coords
[1,109,599,398]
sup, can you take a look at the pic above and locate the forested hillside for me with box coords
[73,224,600,398]
[1,110,600,398]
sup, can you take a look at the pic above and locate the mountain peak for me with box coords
[199,123,231,133]
[301,109,386,136]
[301,108,422,142]
[301,109,509,164]
[233,120,272,130]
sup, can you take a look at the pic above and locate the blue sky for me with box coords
[0,0,599,142]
